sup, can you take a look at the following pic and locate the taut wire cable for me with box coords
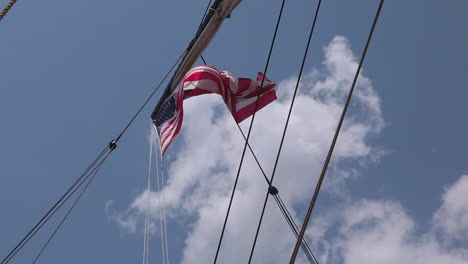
[116,49,187,142]
[200,33,316,264]
[1,49,186,264]
[235,123,317,264]
[247,0,323,262]
[143,128,154,264]
[273,195,317,263]
[199,46,316,261]
[161,162,170,264]
[213,0,287,262]
[154,126,170,264]
[31,151,112,263]
[1,146,110,264]
[289,1,385,262]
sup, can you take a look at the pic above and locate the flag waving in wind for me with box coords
[153,65,277,155]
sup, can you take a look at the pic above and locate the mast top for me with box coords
[151,0,242,120]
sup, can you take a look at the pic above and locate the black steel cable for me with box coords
[1,50,187,264]
[1,1,228,260]
[289,1,385,262]
[236,103,316,264]
[235,123,270,184]
[248,0,323,262]
[151,0,224,118]
[200,53,315,262]
[116,49,187,142]
[24,149,110,262]
[276,194,318,264]
[199,0,213,27]
[212,0,286,262]
[0,146,109,264]
[31,151,112,264]
[200,55,208,65]
[273,195,316,264]
[201,51,315,263]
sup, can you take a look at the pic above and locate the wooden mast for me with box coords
[150,0,242,120]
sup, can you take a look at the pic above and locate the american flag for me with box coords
[153,65,276,155]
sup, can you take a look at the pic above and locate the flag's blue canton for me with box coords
[154,94,176,135]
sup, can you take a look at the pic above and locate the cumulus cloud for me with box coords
[309,191,468,264]
[105,200,137,233]
[111,36,468,264]
[110,35,387,263]
[433,174,468,242]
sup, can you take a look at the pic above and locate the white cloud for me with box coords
[111,35,386,263]
[105,200,137,233]
[111,36,468,264]
[309,197,468,264]
[433,174,468,242]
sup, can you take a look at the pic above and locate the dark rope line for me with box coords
[276,198,317,264]
[212,0,286,262]
[199,51,316,262]
[31,151,112,264]
[198,0,212,67]
[22,149,110,263]
[277,195,318,264]
[289,1,385,262]
[273,196,311,263]
[276,194,318,264]
[235,103,317,263]
[2,3,221,262]
[273,196,297,245]
[198,53,267,184]
[116,49,187,142]
[0,0,18,22]
[2,50,188,264]
[235,123,270,184]
[236,123,316,263]
[200,55,208,65]
[151,0,224,118]
[274,195,316,264]
[247,0,323,262]
[3,148,110,264]
[0,146,110,264]
[199,0,213,28]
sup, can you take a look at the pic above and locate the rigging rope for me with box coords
[289,1,385,262]
[200,55,208,65]
[235,123,317,264]
[0,146,110,264]
[156,153,167,264]
[247,0,323,262]
[3,1,223,260]
[154,127,170,264]
[200,45,316,262]
[0,0,17,22]
[2,0,231,261]
[31,151,112,264]
[1,49,186,264]
[116,49,187,142]
[143,130,154,264]
[273,195,318,264]
[212,0,287,262]
[150,0,236,118]
[199,0,213,29]
[160,163,170,264]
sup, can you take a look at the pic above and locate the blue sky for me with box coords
[1,0,467,263]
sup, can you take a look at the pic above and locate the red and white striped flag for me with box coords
[153,65,276,155]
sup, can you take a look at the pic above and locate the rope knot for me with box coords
[268,186,279,195]
[109,140,117,150]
